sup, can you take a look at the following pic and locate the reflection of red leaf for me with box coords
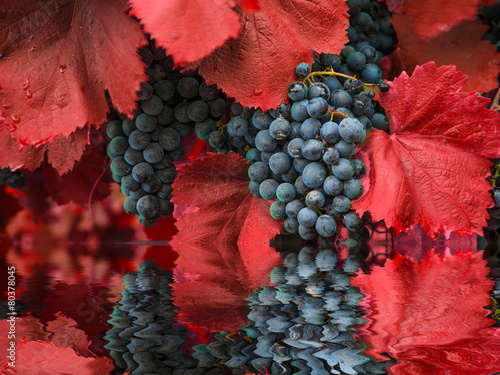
[0,0,146,146]
[0,126,90,174]
[0,341,114,374]
[351,250,500,375]
[42,146,111,206]
[383,0,494,40]
[171,152,282,330]
[129,0,241,63]
[200,0,349,111]
[380,17,499,93]
[352,63,500,238]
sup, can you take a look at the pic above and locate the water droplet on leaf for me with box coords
[59,64,67,73]
[26,90,32,99]
[11,114,20,124]
[254,89,263,96]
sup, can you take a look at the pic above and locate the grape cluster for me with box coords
[0,167,27,190]
[244,62,388,241]
[345,0,397,59]
[105,39,229,226]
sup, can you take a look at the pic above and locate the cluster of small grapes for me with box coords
[104,260,203,375]
[197,246,394,374]
[0,167,27,190]
[105,40,229,227]
[480,1,500,51]
[345,0,397,58]
[245,60,390,241]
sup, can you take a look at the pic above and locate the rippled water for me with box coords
[1,224,500,375]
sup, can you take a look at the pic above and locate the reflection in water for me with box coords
[104,250,394,374]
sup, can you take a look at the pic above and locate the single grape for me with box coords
[106,120,125,139]
[315,215,337,237]
[344,211,364,232]
[142,173,162,194]
[269,118,291,140]
[342,178,363,200]
[153,80,175,101]
[124,147,145,166]
[141,95,163,116]
[207,97,227,119]
[227,116,249,138]
[281,165,299,183]
[136,195,160,218]
[320,122,340,144]
[270,201,287,219]
[198,82,219,101]
[333,195,351,213]
[107,137,129,158]
[371,113,389,131]
[129,130,151,151]
[248,161,270,183]
[110,156,132,177]
[132,162,154,183]
[339,117,366,144]
[124,197,139,215]
[295,175,312,195]
[276,183,296,203]
[156,106,174,126]
[323,147,340,165]
[299,225,318,240]
[305,190,325,210]
[142,142,164,164]
[174,102,191,123]
[284,217,299,234]
[351,159,366,178]
[156,165,177,183]
[301,139,325,161]
[334,140,356,158]
[157,183,174,200]
[331,158,355,180]
[296,62,310,78]
[308,83,330,100]
[331,90,353,109]
[259,179,279,200]
[252,109,274,130]
[122,174,141,191]
[177,77,199,98]
[269,153,292,174]
[246,148,262,164]
[249,180,261,197]
[302,162,327,188]
[158,199,174,217]
[286,199,305,219]
[168,145,186,161]
[187,100,210,122]
[293,157,310,173]
[288,81,308,102]
[290,99,310,122]
[159,128,181,151]
[297,207,318,228]
[323,175,343,197]
[255,130,278,152]
[343,79,364,95]
[307,97,329,118]
[195,118,217,141]
[153,153,172,170]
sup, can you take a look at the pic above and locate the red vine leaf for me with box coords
[199,0,349,111]
[380,17,499,93]
[383,0,494,40]
[351,250,500,374]
[0,0,146,146]
[352,63,500,238]
[129,0,242,64]
[0,126,90,174]
[171,152,282,330]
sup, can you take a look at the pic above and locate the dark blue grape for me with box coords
[198,82,219,101]
[288,138,305,158]
[343,79,364,95]
[269,153,291,174]
[156,106,174,126]
[352,11,372,28]
[333,195,351,213]
[307,97,329,118]
[158,199,174,217]
[122,174,141,191]
[142,173,162,194]
[284,217,299,234]
[187,100,210,122]
[320,122,340,144]
[124,197,138,215]
[288,81,308,102]
[246,148,261,164]
[299,225,317,240]
[270,201,287,219]
[142,142,164,164]
[339,117,366,144]
[344,211,364,232]
[141,95,163,116]
[341,45,355,60]
[137,195,160,218]
[174,102,191,123]
[129,187,147,200]
[305,190,325,209]
[293,157,312,174]
[177,77,199,98]
[124,147,145,166]
[259,179,279,200]
[156,165,177,183]
[331,90,353,109]
[351,159,366,178]
[227,116,249,138]
[248,161,270,182]
[152,153,172,170]
[276,182,296,203]
[138,214,159,227]
[106,120,124,139]
[290,100,310,122]
[249,180,261,197]
[159,128,181,151]
[294,175,311,195]
[269,118,291,140]
[331,158,354,180]
[300,118,321,140]
[323,175,343,197]
[297,207,318,228]
[315,215,337,237]
[302,162,327,188]
[110,156,132,177]
[255,130,278,152]
[371,113,389,131]
[334,140,356,158]
[107,136,129,158]
[322,147,340,165]
[308,83,330,100]
[129,130,151,151]
[153,80,175,101]
[132,162,154,182]
[195,118,217,141]
[360,63,382,83]
[252,109,274,130]
[168,144,186,161]
[231,101,243,116]
[208,97,227,119]
[281,165,299,182]
[301,139,324,161]
[296,62,310,78]
[360,45,377,63]
[286,199,305,219]
[319,53,342,71]
[157,183,173,200]
[342,178,363,200]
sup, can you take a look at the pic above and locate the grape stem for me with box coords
[489,87,500,111]
[304,70,378,88]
